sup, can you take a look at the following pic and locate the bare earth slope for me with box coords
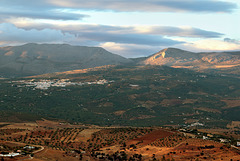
[141,48,240,73]
[0,43,131,77]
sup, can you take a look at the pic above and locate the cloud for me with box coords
[134,26,223,38]
[0,0,237,23]
[75,32,183,46]
[48,0,237,13]
[0,22,185,57]
[0,11,88,21]
[0,0,238,58]
[1,23,239,57]
[181,39,240,51]
[15,21,224,39]
[100,42,162,58]
[0,23,75,45]
[0,21,232,57]
[102,39,240,58]
[224,38,240,44]
[0,23,183,47]
[0,0,88,21]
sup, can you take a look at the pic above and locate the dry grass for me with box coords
[160,99,183,107]
[194,107,221,113]
[1,122,38,131]
[1,120,240,161]
[34,148,81,161]
[222,99,240,109]
[227,121,240,129]
[75,129,101,142]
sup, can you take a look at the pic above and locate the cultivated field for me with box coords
[0,120,239,161]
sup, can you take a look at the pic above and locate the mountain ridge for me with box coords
[0,43,240,78]
[140,48,240,73]
[0,43,132,77]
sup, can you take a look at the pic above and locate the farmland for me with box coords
[0,120,239,161]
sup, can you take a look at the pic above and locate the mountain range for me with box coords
[0,43,239,127]
[142,48,240,71]
[0,43,239,77]
[0,43,131,77]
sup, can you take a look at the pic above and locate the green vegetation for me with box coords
[0,65,239,127]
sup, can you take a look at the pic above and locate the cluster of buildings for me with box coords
[11,79,112,90]
[179,128,240,149]
[0,145,37,158]
[190,122,204,127]
[0,152,21,157]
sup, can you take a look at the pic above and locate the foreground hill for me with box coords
[0,120,239,161]
[0,43,131,77]
[141,48,240,74]
[0,119,240,161]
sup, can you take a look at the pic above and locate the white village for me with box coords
[10,79,113,90]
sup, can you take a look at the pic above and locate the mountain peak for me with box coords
[0,43,131,77]
[142,48,197,66]
[141,48,240,71]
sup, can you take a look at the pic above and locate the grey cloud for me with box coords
[70,25,223,39]
[0,10,88,21]
[1,21,225,48]
[48,0,237,13]
[0,23,75,43]
[0,0,88,20]
[0,23,183,47]
[76,32,183,46]
[153,0,237,13]
[224,38,240,44]
[22,24,224,39]
[0,0,237,20]
[106,44,164,58]
[147,26,223,38]
[0,11,88,21]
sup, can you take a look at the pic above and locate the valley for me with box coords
[1,0,240,159]
[0,44,240,160]
[0,65,239,128]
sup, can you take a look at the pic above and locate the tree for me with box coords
[161,155,166,161]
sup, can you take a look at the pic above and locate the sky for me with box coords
[0,0,240,58]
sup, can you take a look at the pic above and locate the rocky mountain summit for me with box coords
[141,48,240,72]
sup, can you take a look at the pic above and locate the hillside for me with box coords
[0,45,240,127]
[0,65,239,127]
[0,43,131,77]
[141,48,240,74]
[1,121,239,161]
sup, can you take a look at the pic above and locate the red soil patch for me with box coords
[127,129,174,146]
[160,99,183,107]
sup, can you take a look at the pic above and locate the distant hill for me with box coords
[0,43,132,77]
[1,44,239,78]
[140,48,240,74]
